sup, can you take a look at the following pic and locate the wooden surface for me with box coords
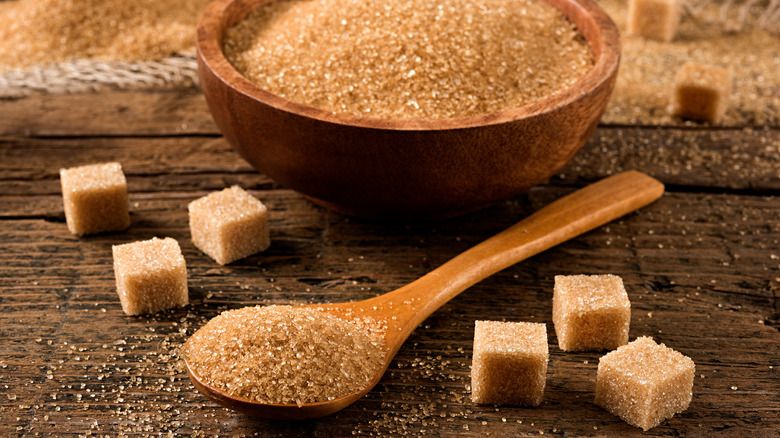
[0,88,778,437]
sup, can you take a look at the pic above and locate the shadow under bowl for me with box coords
[196,0,620,220]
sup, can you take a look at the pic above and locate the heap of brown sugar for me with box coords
[0,0,210,71]
[184,305,385,406]
[223,0,593,119]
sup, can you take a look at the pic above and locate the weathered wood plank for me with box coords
[0,90,217,137]
[561,126,780,193]
[0,186,778,436]
[1,90,779,139]
[1,89,778,436]
[1,124,779,218]
[1,89,779,194]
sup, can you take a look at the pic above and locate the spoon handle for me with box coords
[383,170,664,332]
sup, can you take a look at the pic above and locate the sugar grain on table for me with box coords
[600,0,780,126]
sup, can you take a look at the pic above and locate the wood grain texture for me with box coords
[1,85,778,436]
[2,91,777,193]
[0,89,217,137]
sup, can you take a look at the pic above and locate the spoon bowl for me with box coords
[184,171,664,419]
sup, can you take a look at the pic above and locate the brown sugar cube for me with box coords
[188,186,270,265]
[59,162,130,236]
[672,62,732,123]
[471,321,548,406]
[552,274,630,351]
[112,237,188,316]
[626,0,682,42]
[595,336,695,431]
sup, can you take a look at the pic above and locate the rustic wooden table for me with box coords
[1,89,778,436]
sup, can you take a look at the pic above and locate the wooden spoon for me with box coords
[184,170,664,419]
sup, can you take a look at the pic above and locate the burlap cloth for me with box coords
[0,54,199,98]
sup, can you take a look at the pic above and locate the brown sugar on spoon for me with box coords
[183,305,385,407]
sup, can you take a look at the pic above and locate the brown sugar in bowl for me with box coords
[196,0,620,220]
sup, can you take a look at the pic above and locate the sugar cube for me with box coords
[188,186,270,265]
[671,62,732,123]
[60,162,130,236]
[595,336,695,430]
[626,0,682,42]
[552,274,631,351]
[112,237,188,315]
[471,320,548,406]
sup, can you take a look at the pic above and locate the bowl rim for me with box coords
[197,0,620,131]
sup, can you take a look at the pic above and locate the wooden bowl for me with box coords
[196,0,620,220]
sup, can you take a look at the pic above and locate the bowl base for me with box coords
[303,195,491,222]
